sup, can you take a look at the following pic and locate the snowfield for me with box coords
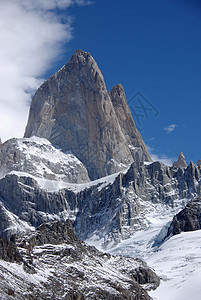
[107,199,188,259]
[147,230,201,300]
[107,204,201,300]
[7,168,127,193]
[110,228,201,300]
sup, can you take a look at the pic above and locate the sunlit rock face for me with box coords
[173,152,187,169]
[24,50,151,180]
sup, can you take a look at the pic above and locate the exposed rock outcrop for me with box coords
[1,48,201,298]
[197,160,201,169]
[173,152,187,169]
[166,196,201,236]
[0,235,22,263]
[24,50,151,180]
[0,220,159,299]
[19,220,82,249]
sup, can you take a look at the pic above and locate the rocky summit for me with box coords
[24,49,151,180]
[172,152,187,169]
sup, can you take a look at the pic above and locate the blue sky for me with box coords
[66,0,201,165]
[1,0,201,165]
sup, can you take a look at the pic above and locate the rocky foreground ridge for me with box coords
[0,220,159,299]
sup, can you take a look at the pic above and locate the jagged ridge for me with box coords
[0,157,200,250]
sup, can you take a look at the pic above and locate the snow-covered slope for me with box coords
[1,48,201,299]
[147,230,201,300]
[6,168,126,193]
[106,199,201,300]
[0,136,90,183]
[107,198,188,259]
[108,196,201,300]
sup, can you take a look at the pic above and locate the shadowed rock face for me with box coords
[0,236,22,263]
[167,196,201,236]
[24,49,151,180]
[109,84,151,162]
[0,159,200,249]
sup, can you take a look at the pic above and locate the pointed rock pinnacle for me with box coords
[173,152,187,169]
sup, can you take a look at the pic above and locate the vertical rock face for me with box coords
[109,84,151,162]
[166,196,201,236]
[24,49,151,180]
[1,158,200,248]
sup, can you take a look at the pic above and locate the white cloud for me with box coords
[13,0,91,11]
[164,124,177,134]
[146,145,176,166]
[150,153,176,166]
[0,0,88,142]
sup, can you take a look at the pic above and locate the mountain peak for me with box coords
[69,49,93,64]
[24,50,151,179]
[111,83,124,93]
[178,152,185,159]
[73,49,88,55]
[173,152,187,168]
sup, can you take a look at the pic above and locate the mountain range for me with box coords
[0,50,201,299]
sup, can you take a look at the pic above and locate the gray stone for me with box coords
[173,152,187,169]
[0,219,157,299]
[167,196,201,236]
[109,83,151,162]
[0,158,200,249]
[24,50,151,180]
[0,235,22,263]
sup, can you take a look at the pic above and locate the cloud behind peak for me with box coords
[0,0,88,142]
